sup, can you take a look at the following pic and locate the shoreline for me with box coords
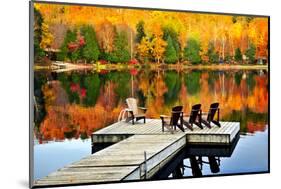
[34,61,268,71]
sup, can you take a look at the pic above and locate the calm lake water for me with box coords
[33,68,269,180]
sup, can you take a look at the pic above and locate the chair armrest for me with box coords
[126,109,134,116]
[126,108,133,112]
[138,107,147,110]
[160,115,169,119]
[138,107,147,113]
[160,115,169,126]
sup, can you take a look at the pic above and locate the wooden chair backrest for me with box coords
[170,106,183,126]
[189,104,201,123]
[207,103,219,121]
[126,98,138,115]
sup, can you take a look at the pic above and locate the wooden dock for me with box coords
[92,119,240,145]
[34,119,239,187]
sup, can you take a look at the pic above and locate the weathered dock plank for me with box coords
[92,119,240,145]
[34,166,138,186]
[34,119,240,187]
[35,133,186,186]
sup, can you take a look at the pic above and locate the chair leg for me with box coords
[194,121,203,129]
[144,117,146,124]
[183,120,193,131]
[177,124,185,132]
[212,120,221,127]
[202,119,211,129]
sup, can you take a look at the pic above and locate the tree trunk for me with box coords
[222,38,225,60]
[130,30,133,59]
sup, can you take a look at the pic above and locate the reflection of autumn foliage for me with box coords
[38,70,268,141]
[130,68,138,76]
[247,122,267,133]
[40,104,121,141]
[70,83,79,92]
[139,70,268,134]
[146,74,168,117]
[40,106,71,140]
[39,79,123,141]
[247,76,268,113]
[70,82,87,99]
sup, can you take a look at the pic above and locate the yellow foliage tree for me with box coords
[40,22,54,49]
[151,36,167,64]
[137,37,151,63]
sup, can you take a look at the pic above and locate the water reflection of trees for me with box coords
[34,69,268,142]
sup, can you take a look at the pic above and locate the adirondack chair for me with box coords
[160,106,185,132]
[201,102,221,128]
[126,98,147,125]
[182,104,203,131]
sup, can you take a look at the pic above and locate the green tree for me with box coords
[136,21,146,43]
[34,8,45,60]
[108,31,130,63]
[163,27,180,61]
[207,42,219,63]
[245,43,256,64]
[184,38,201,64]
[225,53,232,63]
[57,29,77,61]
[234,48,242,62]
[80,25,100,63]
[164,36,178,64]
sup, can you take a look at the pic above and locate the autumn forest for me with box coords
[34,3,268,65]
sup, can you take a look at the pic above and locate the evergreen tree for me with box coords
[164,36,178,64]
[234,48,242,62]
[136,21,146,43]
[34,8,45,60]
[184,38,201,64]
[225,53,232,63]
[80,25,100,63]
[108,31,130,63]
[163,27,180,61]
[57,29,77,61]
[207,42,219,63]
[245,43,256,64]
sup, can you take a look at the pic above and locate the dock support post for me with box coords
[144,151,147,179]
